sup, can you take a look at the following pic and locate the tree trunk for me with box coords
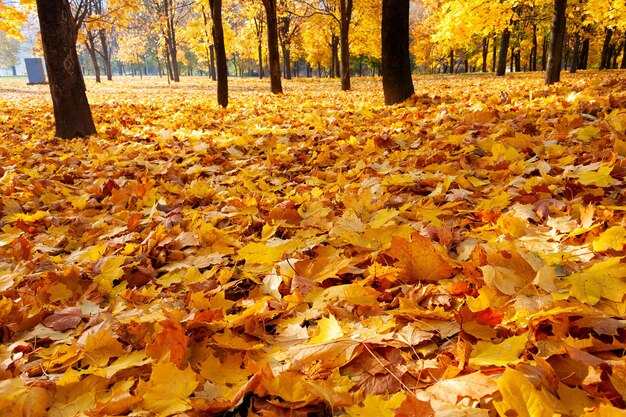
[282,45,292,79]
[611,42,621,68]
[515,50,521,72]
[258,42,264,78]
[449,49,454,74]
[156,53,162,78]
[261,0,283,94]
[542,34,548,69]
[492,35,497,72]
[85,32,101,83]
[165,47,172,83]
[317,62,322,77]
[545,0,567,84]
[98,30,112,80]
[531,24,538,71]
[563,34,570,70]
[482,38,489,72]
[600,27,613,70]
[382,0,414,105]
[496,28,510,76]
[464,58,469,73]
[579,37,589,69]
[201,6,217,81]
[210,0,228,107]
[168,39,179,81]
[36,0,96,138]
[164,0,179,82]
[570,32,579,73]
[339,0,353,91]
[331,35,340,78]
[622,33,626,69]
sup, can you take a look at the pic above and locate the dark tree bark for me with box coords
[622,33,626,69]
[330,34,340,78]
[210,0,228,107]
[209,45,216,80]
[492,35,497,72]
[382,0,414,105]
[201,5,217,81]
[579,37,589,69]
[36,0,96,138]
[339,0,353,90]
[482,38,489,72]
[261,0,283,93]
[600,27,613,70]
[563,34,570,70]
[165,47,173,83]
[530,24,538,71]
[496,28,510,76]
[85,31,101,83]
[514,49,521,72]
[449,49,454,74]
[258,42,264,78]
[545,0,567,84]
[611,42,621,68]
[282,46,292,79]
[541,35,547,69]
[98,30,112,80]
[570,32,579,73]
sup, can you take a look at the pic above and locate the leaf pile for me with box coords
[1,72,626,416]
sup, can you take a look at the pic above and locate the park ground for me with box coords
[1,72,626,416]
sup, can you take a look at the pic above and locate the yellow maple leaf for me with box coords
[567,257,626,305]
[494,368,566,417]
[199,352,251,400]
[576,125,601,143]
[263,370,316,404]
[94,256,126,293]
[104,351,152,379]
[573,166,617,187]
[344,391,405,417]
[82,328,125,367]
[238,239,302,267]
[143,362,198,417]
[309,314,344,344]
[50,376,107,417]
[469,333,527,367]
[592,226,626,252]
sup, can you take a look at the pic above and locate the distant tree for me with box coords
[0,31,21,74]
[293,0,353,90]
[382,0,413,105]
[36,0,97,138]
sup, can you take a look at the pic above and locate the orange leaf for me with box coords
[387,233,457,282]
[146,320,188,366]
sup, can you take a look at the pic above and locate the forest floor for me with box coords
[1,72,626,416]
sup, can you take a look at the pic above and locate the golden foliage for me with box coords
[1,72,626,416]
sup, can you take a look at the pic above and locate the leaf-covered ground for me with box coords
[1,72,626,417]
